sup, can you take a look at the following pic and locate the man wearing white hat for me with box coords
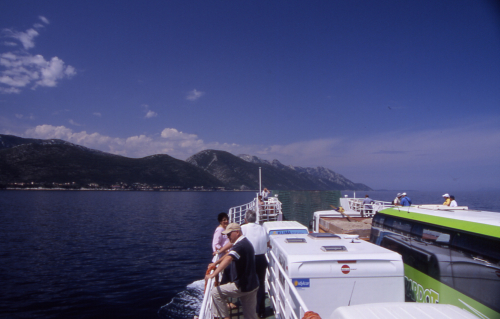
[205,223,259,319]
[442,194,451,206]
[400,193,412,206]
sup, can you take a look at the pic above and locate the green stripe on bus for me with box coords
[380,208,500,239]
[403,264,499,318]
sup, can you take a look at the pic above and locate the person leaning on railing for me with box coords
[205,223,259,319]
[241,210,271,318]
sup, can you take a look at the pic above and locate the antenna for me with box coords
[348,281,356,306]
[259,167,262,194]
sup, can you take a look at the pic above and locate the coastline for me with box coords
[0,187,257,192]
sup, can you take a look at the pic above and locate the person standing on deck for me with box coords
[442,194,451,206]
[257,195,265,219]
[241,210,271,318]
[213,212,230,255]
[261,188,270,201]
[393,193,402,206]
[450,195,458,207]
[362,195,375,215]
[400,193,412,206]
[206,223,259,319]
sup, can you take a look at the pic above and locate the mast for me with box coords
[259,167,262,194]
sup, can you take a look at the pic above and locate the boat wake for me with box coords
[158,280,205,319]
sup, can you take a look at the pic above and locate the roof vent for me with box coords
[321,245,347,252]
[285,237,307,243]
[308,233,341,239]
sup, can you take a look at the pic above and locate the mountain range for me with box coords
[0,134,371,191]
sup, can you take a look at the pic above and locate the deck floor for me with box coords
[227,294,275,319]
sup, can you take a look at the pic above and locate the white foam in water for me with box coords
[158,280,205,319]
[187,279,205,291]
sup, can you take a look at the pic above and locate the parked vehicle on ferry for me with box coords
[200,193,405,319]
[369,206,500,319]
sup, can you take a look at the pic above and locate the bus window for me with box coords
[411,224,451,246]
[372,214,385,228]
[452,233,500,261]
[409,224,452,284]
[370,213,386,244]
[380,235,413,265]
[384,216,412,236]
[450,233,500,313]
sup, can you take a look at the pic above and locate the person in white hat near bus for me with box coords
[442,194,451,206]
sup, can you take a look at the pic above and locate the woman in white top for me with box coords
[392,193,402,205]
[212,212,229,254]
[449,195,458,207]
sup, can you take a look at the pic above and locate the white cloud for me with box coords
[14,113,35,120]
[141,104,157,118]
[0,86,20,94]
[160,128,198,140]
[0,18,76,94]
[23,125,214,159]
[39,16,50,25]
[69,119,82,126]
[93,112,102,117]
[186,89,205,101]
[145,110,157,118]
[4,28,39,50]
[0,53,76,93]
[35,56,76,88]
[18,121,500,191]
[3,41,18,47]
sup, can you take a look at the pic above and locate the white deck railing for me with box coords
[199,254,221,319]
[266,250,309,319]
[312,198,393,232]
[198,248,310,319]
[341,197,393,218]
[228,195,283,224]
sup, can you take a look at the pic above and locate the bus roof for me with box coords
[330,302,478,319]
[378,207,500,239]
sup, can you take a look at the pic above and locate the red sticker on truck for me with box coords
[341,265,350,274]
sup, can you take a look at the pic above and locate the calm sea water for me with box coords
[0,191,255,319]
[1,190,498,319]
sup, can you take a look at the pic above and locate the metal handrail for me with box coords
[347,198,392,217]
[266,250,309,319]
[229,200,255,224]
[198,254,222,319]
[200,249,310,319]
[229,195,283,224]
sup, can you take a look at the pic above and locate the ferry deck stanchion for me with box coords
[265,250,309,319]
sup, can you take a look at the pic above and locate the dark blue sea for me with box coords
[1,190,498,319]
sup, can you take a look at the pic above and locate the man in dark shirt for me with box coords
[205,223,259,319]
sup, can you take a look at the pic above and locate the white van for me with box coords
[266,232,404,319]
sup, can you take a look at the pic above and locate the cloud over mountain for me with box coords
[0,16,75,94]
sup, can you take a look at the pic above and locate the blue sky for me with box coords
[1,1,499,191]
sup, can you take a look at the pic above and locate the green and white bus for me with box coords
[370,206,500,319]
